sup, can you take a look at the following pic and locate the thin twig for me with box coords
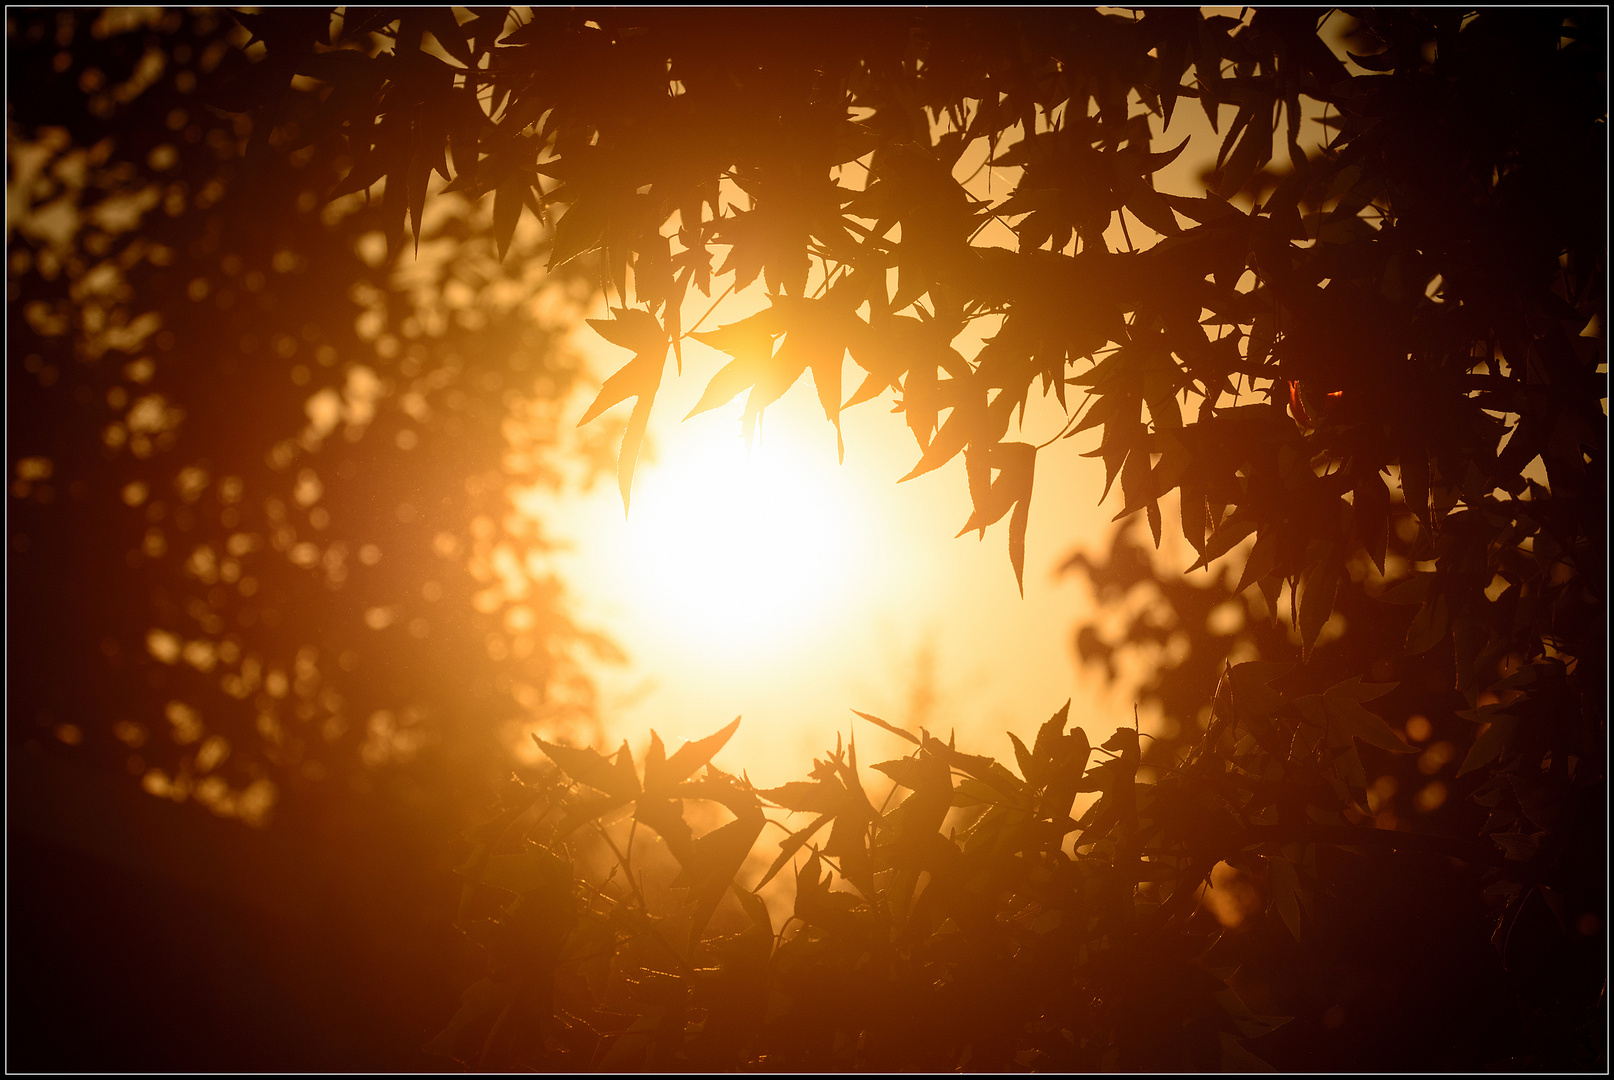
[1034,394,1095,450]
[683,280,736,339]
[808,256,850,301]
[593,821,648,912]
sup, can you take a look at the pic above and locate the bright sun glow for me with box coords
[530,347,1121,784]
[620,410,863,657]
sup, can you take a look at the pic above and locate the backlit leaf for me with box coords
[533,735,641,799]
[579,308,669,512]
[756,812,833,892]
[851,708,920,746]
[645,716,741,794]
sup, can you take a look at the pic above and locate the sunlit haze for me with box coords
[620,406,866,656]
[526,321,1137,787]
[515,97,1242,784]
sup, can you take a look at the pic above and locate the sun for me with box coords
[618,405,863,658]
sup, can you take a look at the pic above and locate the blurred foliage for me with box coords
[8,6,1605,1072]
[8,8,619,828]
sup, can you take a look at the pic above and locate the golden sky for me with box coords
[535,325,1133,787]
[521,93,1247,785]
[501,11,1383,786]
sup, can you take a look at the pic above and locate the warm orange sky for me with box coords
[531,329,1132,787]
[518,87,1259,785]
[503,10,1379,786]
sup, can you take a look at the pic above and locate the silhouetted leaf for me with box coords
[759,780,844,815]
[1405,594,1449,655]
[533,736,641,799]
[580,308,669,511]
[851,708,921,746]
[1299,676,1414,755]
[671,806,766,944]
[730,882,772,936]
[492,174,528,262]
[1296,545,1343,660]
[756,813,832,892]
[644,717,741,794]
[1456,704,1518,776]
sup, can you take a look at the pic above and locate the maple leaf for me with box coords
[1296,541,1346,661]
[687,294,859,450]
[1214,661,1293,723]
[531,736,642,799]
[955,441,1038,595]
[670,805,767,946]
[755,811,834,892]
[1455,702,1519,776]
[642,717,741,796]
[578,308,670,512]
[1295,676,1415,755]
[686,305,790,441]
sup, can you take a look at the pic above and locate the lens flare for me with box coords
[619,410,860,658]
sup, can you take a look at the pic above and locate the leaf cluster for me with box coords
[433,646,1574,1072]
[186,7,1605,1068]
[215,8,1604,632]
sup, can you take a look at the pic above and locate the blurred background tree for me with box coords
[8,8,618,1069]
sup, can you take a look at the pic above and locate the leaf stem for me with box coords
[683,280,736,339]
[593,820,647,912]
[591,822,696,974]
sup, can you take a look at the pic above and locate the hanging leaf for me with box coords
[1234,528,1279,596]
[549,193,608,270]
[1296,545,1343,660]
[492,173,530,262]
[953,441,1037,594]
[579,308,670,512]
[1405,593,1450,655]
[1187,516,1257,573]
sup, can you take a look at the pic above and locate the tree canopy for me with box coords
[8,6,1605,1072]
[214,8,1601,623]
[9,8,624,816]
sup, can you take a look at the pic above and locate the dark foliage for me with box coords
[186,7,1593,1070]
[8,6,1604,1072]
